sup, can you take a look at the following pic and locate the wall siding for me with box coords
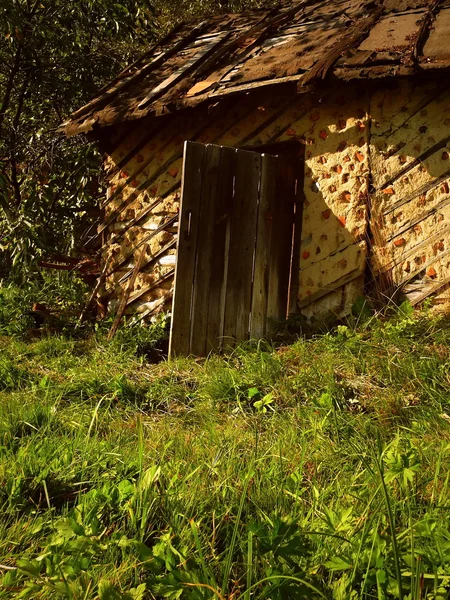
[370,78,450,305]
[98,77,450,322]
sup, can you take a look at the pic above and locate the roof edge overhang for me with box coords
[61,0,450,138]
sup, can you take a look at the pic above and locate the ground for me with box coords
[1,290,450,599]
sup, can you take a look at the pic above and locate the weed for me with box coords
[0,304,450,597]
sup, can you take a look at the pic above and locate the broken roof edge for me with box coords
[63,65,449,140]
[62,0,449,138]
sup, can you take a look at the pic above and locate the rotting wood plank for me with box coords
[169,142,205,357]
[190,144,223,356]
[397,245,450,288]
[180,0,316,101]
[205,146,235,353]
[301,2,384,84]
[410,0,441,60]
[108,215,178,277]
[103,213,178,255]
[107,243,149,341]
[288,151,305,316]
[223,149,261,348]
[250,153,277,339]
[138,33,230,110]
[181,74,305,108]
[386,193,450,243]
[380,134,450,189]
[379,222,450,274]
[68,22,208,123]
[133,289,174,323]
[403,273,450,306]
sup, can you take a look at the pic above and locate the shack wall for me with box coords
[98,77,450,322]
[370,78,450,306]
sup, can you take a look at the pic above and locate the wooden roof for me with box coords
[63,0,450,136]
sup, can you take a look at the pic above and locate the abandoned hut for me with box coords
[63,0,450,355]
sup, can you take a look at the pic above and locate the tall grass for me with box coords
[1,299,450,597]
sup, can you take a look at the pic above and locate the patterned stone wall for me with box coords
[370,78,450,306]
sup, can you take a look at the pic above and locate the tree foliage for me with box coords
[0,0,276,278]
[0,0,155,274]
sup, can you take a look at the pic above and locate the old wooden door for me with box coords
[169,141,301,357]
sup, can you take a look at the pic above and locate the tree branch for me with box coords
[9,75,30,209]
[0,46,22,137]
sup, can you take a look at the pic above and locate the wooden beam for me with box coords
[107,244,149,341]
[117,239,177,285]
[126,269,175,307]
[189,143,222,356]
[383,168,450,216]
[67,21,208,123]
[301,1,384,85]
[138,33,230,110]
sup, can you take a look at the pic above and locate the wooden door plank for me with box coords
[288,148,305,316]
[169,141,205,357]
[250,153,277,339]
[205,146,235,353]
[266,159,296,325]
[223,149,261,347]
[189,144,222,356]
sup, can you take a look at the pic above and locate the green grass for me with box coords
[1,302,450,598]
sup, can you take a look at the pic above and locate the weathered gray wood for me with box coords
[170,141,302,357]
[169,141,205,357]
[190,144,222,356]
[138,33,229,110]
[250,153,277,339]
[205,146,236,353]
[223,149,261,347]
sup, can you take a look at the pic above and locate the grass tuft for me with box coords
[1,295,450,598]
